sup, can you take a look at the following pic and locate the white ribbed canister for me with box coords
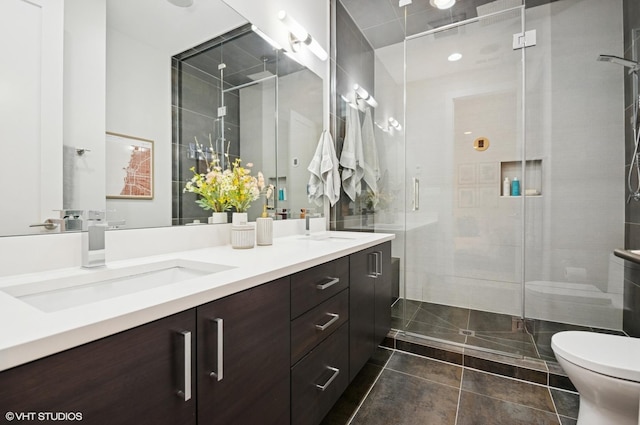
[256,217,273,246]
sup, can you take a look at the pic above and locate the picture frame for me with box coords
[106,132,154,199]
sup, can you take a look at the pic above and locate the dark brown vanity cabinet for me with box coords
[0,309,198,425]
[0,242,392,425]
[290,257,350,425]
[197,277,290,425]
[349,241,392,382]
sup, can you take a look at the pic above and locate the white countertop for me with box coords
[0,231,393,372]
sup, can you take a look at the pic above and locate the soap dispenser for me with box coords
[511,177,520,196]
[503,177,510,197]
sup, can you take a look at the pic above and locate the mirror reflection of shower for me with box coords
[598,54,640,202]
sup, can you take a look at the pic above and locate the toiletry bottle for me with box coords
[511,177,520,196]
[503,177,510,197]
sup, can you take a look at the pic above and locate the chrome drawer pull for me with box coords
[316,277,339,290]
[315,367,340,391]
[177,331,192,401]
[315,313,339,331]
[209,318,223,381]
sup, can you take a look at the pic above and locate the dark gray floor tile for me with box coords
[350,369,459,425]
[413,302,470,330]
[396,339,464,365]
[321,363,383,425]
[462,369,555,412]
[457,391,561,425]
[466,332,538,358]
[589,327,627,336]
[527,319,591,334]
[369,346,393,367]
[551,389,579,419]
[559,416,577,425]
[385,351,462,388]
[391,298,421,320]
[468,310,517,332]
[464,356,548,385]
[405,320,468,344]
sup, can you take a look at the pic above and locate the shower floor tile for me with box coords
[323,349,574,425]
[395,300,627,362]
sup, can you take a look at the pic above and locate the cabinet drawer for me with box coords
[291,324,349,425]
[291,289,349,365]
[291,256,349,319]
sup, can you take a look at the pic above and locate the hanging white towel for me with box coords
[308,130,341,206]
[361,107,380,195]
[340,103,364,202]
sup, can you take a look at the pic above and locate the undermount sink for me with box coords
[2,259,235,313]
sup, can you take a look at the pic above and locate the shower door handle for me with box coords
[412,178,420,211]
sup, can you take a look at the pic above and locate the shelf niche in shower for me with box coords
[500,159,543,197]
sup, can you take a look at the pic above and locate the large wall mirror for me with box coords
[0,0,323,237]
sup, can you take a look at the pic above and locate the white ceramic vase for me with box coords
[208,212,228,224]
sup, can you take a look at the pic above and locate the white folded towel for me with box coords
[308,130,341,206]
[361,107,380,195]
[340,103,364,202]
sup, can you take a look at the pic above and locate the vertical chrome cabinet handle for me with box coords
[178,331,192,401]
[375,251,383,276]
[209,318,224,381]
[315,367,340,391]
[412,177,420,211]
[367,253,378,278]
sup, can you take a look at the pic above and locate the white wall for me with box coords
[63,0,106,213]
[223,0,330,131]
[105,27,172,229]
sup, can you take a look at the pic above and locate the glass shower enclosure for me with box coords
[370,0,625,360]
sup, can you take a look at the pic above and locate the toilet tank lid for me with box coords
[551,331,640,382]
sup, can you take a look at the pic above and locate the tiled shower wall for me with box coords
[170,30,246,226]
[623,0,640,336]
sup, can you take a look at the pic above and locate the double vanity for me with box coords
[0,229,393,425]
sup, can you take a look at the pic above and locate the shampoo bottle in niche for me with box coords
[503,177,511,197]
[511,177,520,196]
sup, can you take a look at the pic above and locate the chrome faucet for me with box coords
[82,210,107,268]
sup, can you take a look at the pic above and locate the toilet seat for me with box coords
[551,331,640,382]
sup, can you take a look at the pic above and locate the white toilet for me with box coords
[551,331,640,425]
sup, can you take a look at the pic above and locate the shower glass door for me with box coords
[398,6,531,356]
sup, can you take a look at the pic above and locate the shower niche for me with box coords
[500,160,543,197]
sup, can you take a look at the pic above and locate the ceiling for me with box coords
[107,0,246,56]
[339,0,558,50]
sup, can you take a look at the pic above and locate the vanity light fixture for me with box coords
[388,117,402,131]
[251,25,283,51]
[167,0,194,7]
[278,10,328,61]
[354,84,378,108]
[430,0,455,9]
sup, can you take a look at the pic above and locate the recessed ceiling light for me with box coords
[430,0,455,9]
[448,52,462,62]
[167,0,194,7]
[464,131,472,135]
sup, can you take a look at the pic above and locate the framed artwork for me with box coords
[106,132,154,199]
